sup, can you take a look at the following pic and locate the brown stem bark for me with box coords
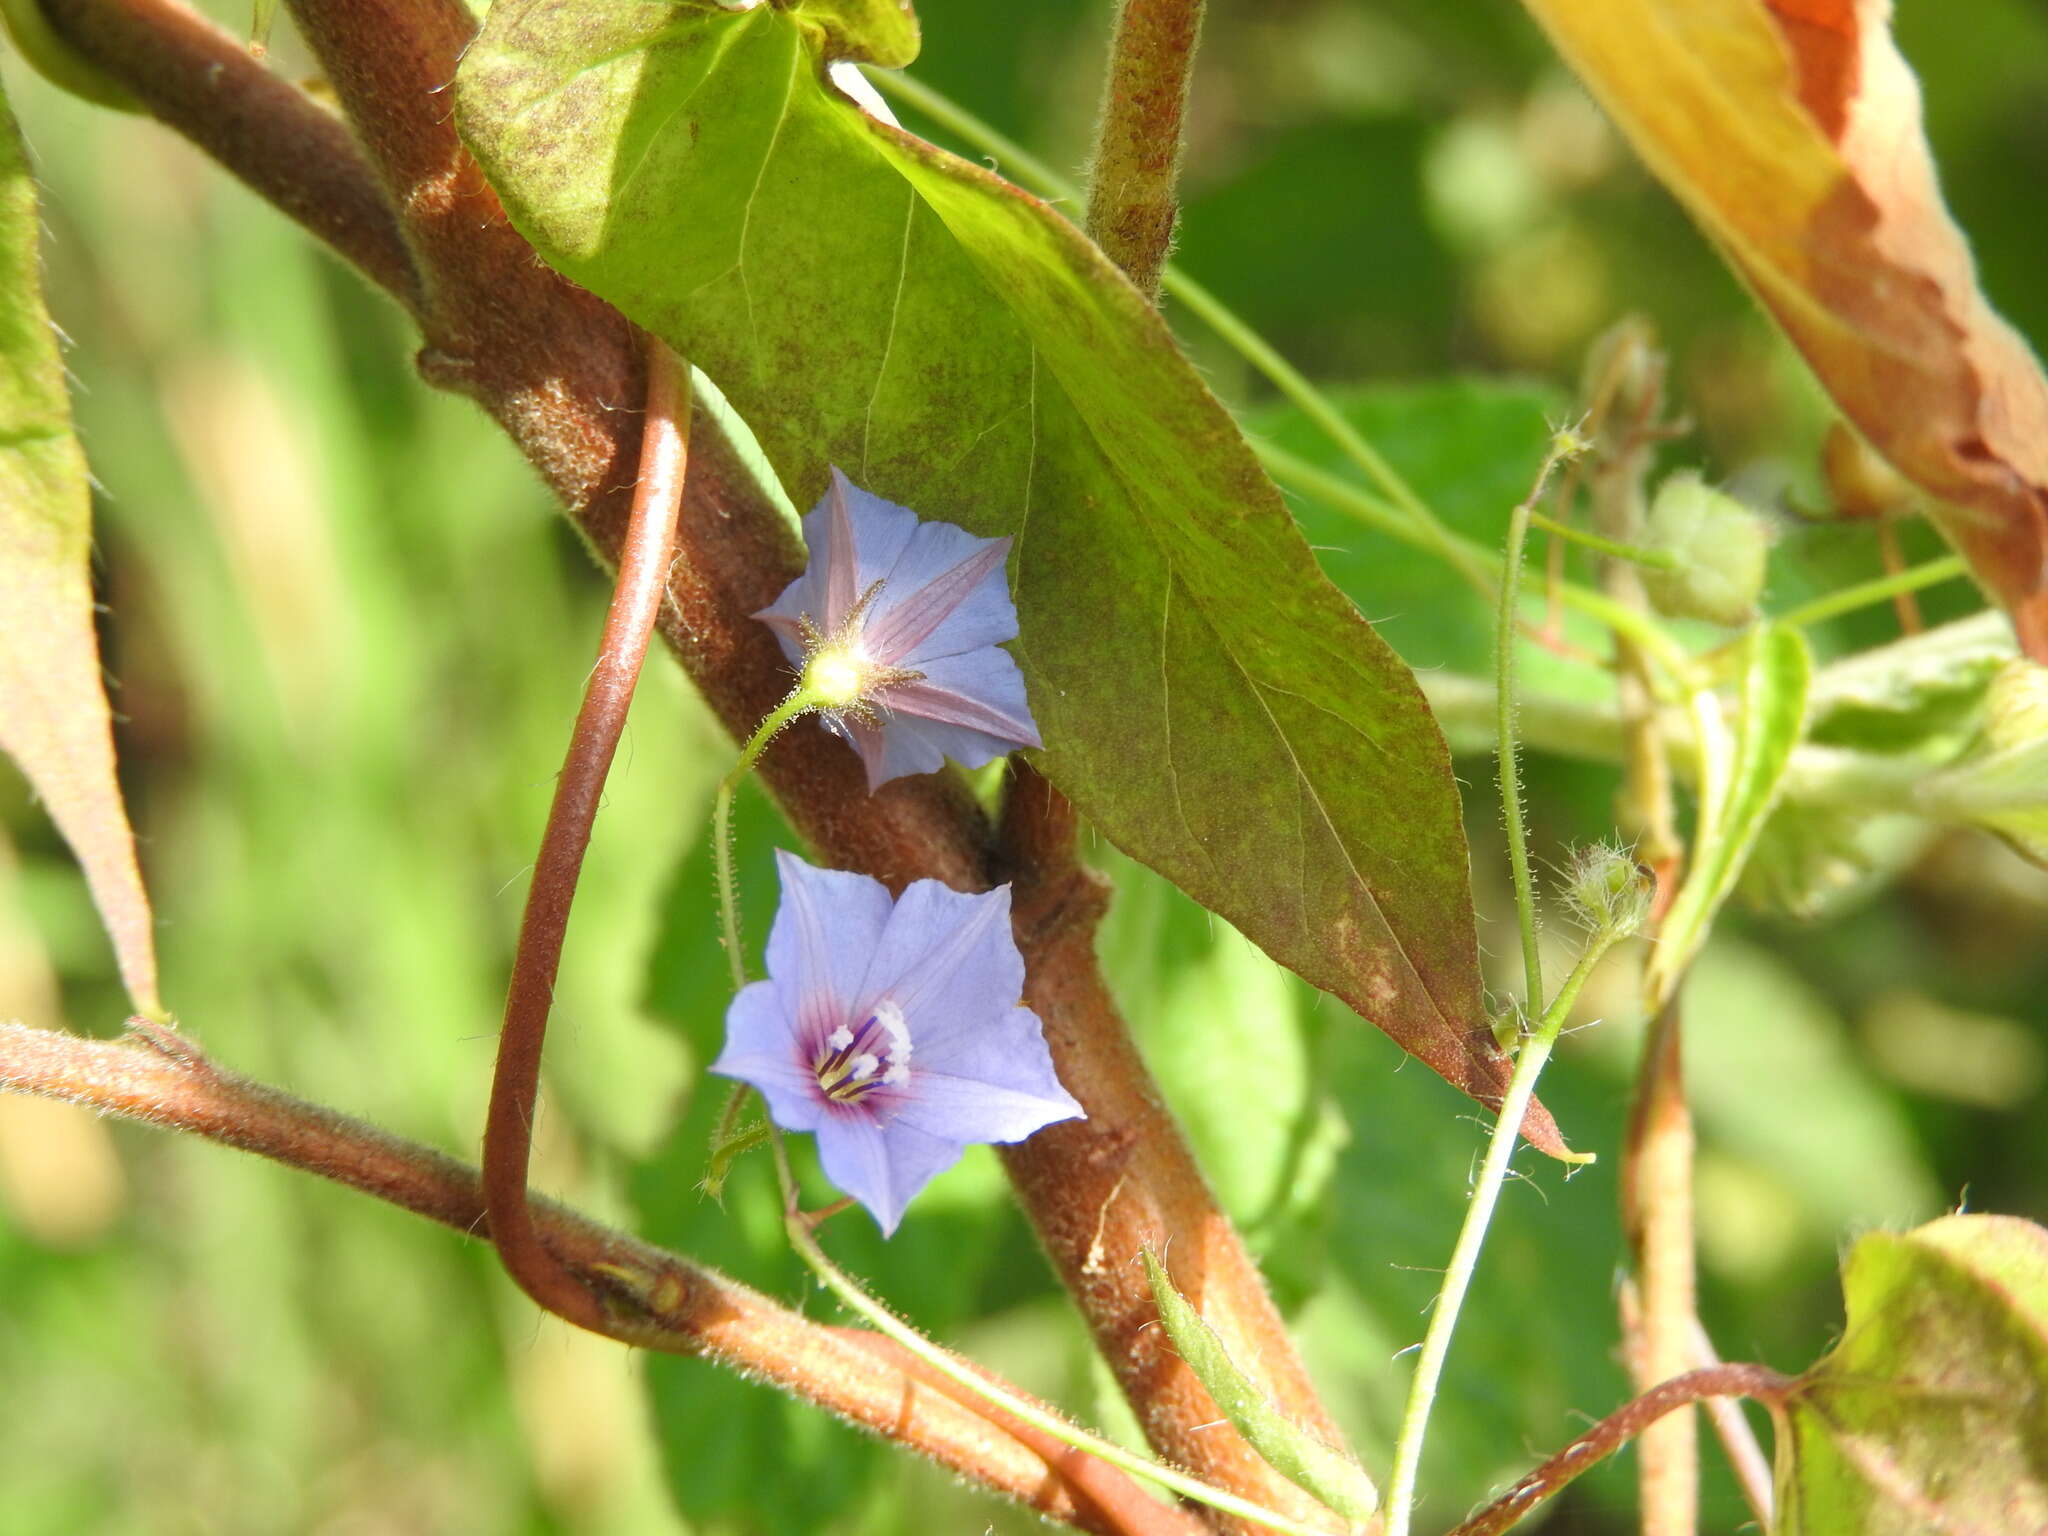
[44,0,1345,1514]
[999,768,1347,1534]
[1622,997,1699,1536]
[42,0,421,311]
[1085,0,1205,302]
[0,1019,1195,1536]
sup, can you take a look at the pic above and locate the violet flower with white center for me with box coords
[755,467,1042,790]
[710,851,1083,1235]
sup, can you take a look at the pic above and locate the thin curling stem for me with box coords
[481,339,692,1332]
[1446,1364,1790,1536]
[1499,432,1585,1011]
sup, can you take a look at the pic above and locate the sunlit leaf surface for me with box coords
[457,1,1563,1146]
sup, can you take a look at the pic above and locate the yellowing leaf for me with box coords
[0,87,159,1015]
[1776,1213,2048,1534]
[1521,0,2048,659]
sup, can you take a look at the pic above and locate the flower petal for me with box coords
[820,467,864,628]
[882,649,1040,747]
[843,649,1041,791]
[813,1109,964,1236]
[855,879,1021,1050]
[839,714,920,791]
[751,468,920,653]
[708,980,827,1132]
[863,530,1015,665]
[894,1019,1084,1144]
[831,470,922,597]
[764,851,893,1042]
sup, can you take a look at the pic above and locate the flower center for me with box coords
[794,579,925,720]
[805,647,868,708]
[812,999,912,1103]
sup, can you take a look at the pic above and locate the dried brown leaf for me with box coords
[1523,0,2048,657]
[0,90,160,1014]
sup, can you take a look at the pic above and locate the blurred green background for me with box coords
[3,1,2045,1531]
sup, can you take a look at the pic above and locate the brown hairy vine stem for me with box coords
[41,0,421,312]
[1086,0,1205,302]
[1016,8,1344,1527]
[1445,1364,1791,1536]
[1622,994,1699,1536]
[480,338,691,1333]
[0,1020,1185,1536]
[53,0,1346,1511]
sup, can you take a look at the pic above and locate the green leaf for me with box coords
[1094,846,1346,1308]
[1141,1249,1379,1522]
[1920,658,2048,867]
[0,85,158,1014]
[1776,1213,2048,1535]
[1647,623,1811,1002]
[457,4,1563,1148]
[1806,610,2015,754]
[1250,377,1610,704]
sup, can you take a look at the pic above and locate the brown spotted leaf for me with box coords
[0,86,159,1014]
[1521,0,2048,658]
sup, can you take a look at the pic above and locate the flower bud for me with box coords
[1641,472,1771,627]
[1562,842,1654,939]
[1580,316,1662,445]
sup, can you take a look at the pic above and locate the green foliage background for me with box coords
[1,2,2044,1532]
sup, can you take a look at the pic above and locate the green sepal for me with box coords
[1141,1249,1378,1524]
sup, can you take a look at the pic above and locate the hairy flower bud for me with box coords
[1641,472,1771,627]
[1562,842,1654,939]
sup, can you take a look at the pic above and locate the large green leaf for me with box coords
[1776,1214,2048,1535]
[0,84,157,1014]
[457,4,1561,1146]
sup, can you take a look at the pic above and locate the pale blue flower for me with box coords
[756,468,1042,790]
[710,851,1082,1234]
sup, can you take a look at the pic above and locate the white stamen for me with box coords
[871,999,912,1066]
[826,1025,854,1051]
[849,1052,879,1082]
